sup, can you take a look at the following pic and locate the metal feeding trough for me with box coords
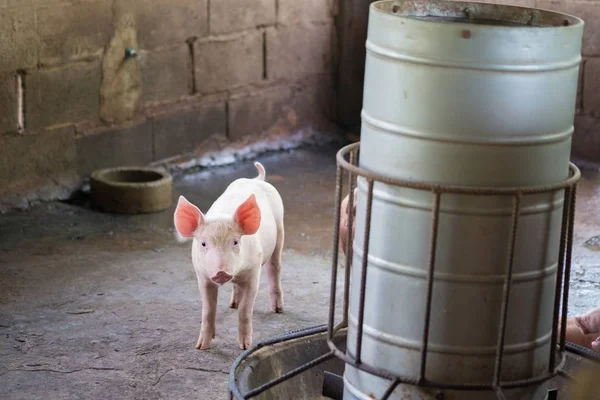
[231,0,597,399]
[229,325,600,400]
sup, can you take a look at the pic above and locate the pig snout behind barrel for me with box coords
[173,161,285,350]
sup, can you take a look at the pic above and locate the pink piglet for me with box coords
[174,162,285,350]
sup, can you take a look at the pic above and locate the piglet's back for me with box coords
[206,178,283,225]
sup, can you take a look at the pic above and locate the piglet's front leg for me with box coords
[236,269,260,350]
[196,279,218,350]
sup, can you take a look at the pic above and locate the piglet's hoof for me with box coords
[195,331,215,350]
[271,294,284,313]
[239,336,252,350]
[272,305,284,313]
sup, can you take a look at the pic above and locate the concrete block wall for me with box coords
[0,0,339,210]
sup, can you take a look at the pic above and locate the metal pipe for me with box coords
[419,191,442,382]
[328,166,344,341]
[355,179,374,364]
[493,194,523,387]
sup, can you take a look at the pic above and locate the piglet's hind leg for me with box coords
[267,225,284,313]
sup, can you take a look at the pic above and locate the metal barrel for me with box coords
[344,1,584,399]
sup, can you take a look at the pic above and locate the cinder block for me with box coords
[27,61,102,131]
[153,102,227,160]
[292,77,336,125]
[266,24,333,81]
[210,0,275,34]
[0,74,17,133]
[228,81,335,140]
[76,120,153,175]
[228,87,293,140]
[38,1,112,65]
[278,0,333,24]
[583,58,600,114]
[0,125,76,194]
[140,46,190,104]
[194,32,263,94]
[99,18,142,125]
[537,0,600,56]
[6,0,41,5]
[136,0,208,49]
[0,8,38,73]
[572,115,600,163]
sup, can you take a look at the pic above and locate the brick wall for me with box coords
[336,0,600,161]
[0,0,339,211]
[3,0,599,211]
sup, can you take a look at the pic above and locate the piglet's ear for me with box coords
[235,194,261,235]
[174,196,204,238]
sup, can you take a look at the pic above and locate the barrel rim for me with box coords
[370,0,584,29]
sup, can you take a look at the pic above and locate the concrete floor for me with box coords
[1,144,600,400]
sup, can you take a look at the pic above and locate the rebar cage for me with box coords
[326,142,582,400]
[230,142,582,400]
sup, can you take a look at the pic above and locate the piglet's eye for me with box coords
[201,242,206,247]
[233,240,239,246]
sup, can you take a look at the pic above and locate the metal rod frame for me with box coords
[325,142,580,399]
[227,142,581,399]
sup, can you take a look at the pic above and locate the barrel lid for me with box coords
[372,0,583,28]
[368,0,584,70]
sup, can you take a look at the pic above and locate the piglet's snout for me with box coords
[211,270,233,285]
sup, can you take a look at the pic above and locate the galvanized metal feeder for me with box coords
[230,1,598,399]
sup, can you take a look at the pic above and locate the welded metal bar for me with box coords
[560,186,577,352]
[336,143,581,196]
[243,351,336,398]
[419,191,442,382]
[342,150,357,326]
[328,166,344,341]
[493,194,522,386]
[327,340,561,392]
[355,179,375,364]
[549,187,570,372]
[334,321,348,333]
[345,151,356,263]
[381,379,401,400]
[557,368,574,381]
[565,340,600,361]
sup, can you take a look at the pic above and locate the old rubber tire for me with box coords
[90,167,173,214]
